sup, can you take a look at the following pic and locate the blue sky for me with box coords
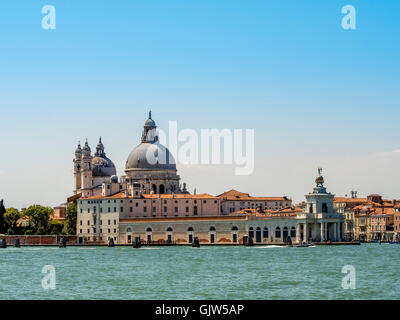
[1,0,400,208]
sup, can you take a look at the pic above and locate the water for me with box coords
[0,243,399,300]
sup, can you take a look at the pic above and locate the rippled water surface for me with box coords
[0,244,399,299]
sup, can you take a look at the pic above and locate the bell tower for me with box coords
[81,140,93,196]
[73,142,82,193]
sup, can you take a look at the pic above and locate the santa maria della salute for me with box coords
[73,111,184,198]
[71,112,345,246]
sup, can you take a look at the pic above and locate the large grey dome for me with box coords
[92,155,117,177]
[125,141,176,171]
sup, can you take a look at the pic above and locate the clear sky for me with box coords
[1,0,399,209]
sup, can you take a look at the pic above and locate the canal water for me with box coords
[0,243,399,299]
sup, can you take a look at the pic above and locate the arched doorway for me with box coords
[283,227,289,241]
[263,227,269,239]
[209,226,216,243]
[146,227,152,243]
[232,226,238,243]
[166,227,173,243]
[249,227,254,239]
[256,227,262,243]
[159,184,165,194]
[275,227,281,239]
[187,227,194,243]
[290,227,296,238]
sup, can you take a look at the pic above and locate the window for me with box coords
[114,207,116,212]
[275,227,281,238]
[135,202,139,207]
[108,207,111,213]
[164,207,167,213]
[108,229,111,233]
[114,219,116,225]
[322,203,328,213]
[120,207,124,212]
[130,207,133,213]
[152,207,156,213]
[174,207,178,213]
[80,220,82,226]
[108,220,110,225]
[144,207,147,213]
[263,227,268,238]
[185,207,189,213]
[87,220,90,226]
[114,229,116,233]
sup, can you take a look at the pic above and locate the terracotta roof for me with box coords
[334,197,370,203]
[217,189,290,201]
[81,192,218,200]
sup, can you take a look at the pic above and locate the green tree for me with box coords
[4,208,22,234]
[65,201,77,235]
[0,199,6,234]
[22,205,53,235]
[49,219,64,235]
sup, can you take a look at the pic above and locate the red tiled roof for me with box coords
[217,189,290,201]
[81,192,218,200]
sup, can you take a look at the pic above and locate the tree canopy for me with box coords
[65,201,77,235]
[4,208,22,235]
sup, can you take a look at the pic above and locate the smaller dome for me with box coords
[144,111,156,127]
[145,118,156,127]
[75,143,82,158]
[111,175,118,183]
[92,156,116,177]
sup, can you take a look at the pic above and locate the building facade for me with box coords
[75,114,344,245]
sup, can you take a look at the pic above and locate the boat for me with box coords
[388,241,398,244]
[288,243,313,248]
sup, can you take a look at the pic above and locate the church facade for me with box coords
[75,113,344,244]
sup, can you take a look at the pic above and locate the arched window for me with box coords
[283,226,289,240]
[256,227,261,230]
[188,227,194,232]
[209,226,216,231]
[194,206,198,215]
[322,203,328,213]
[275,227,281,238]
[146,227,153,232]
[159,184,165,194]
[167,227,173,232]
[263,227,268,238]
[232,226,238,231]
[249,227,254,238]
[152,184,157,193]
[290,226,296,238]
[126,227,132,233]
